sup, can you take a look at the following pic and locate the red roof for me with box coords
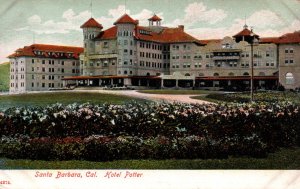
[95,26,117,40]
[135,26,201,44]
[233,28,258,38]
[114,14,138,25]
[259,37,279,44]
[8,44,83,59]
[276,31,300,44]
[80,18,103,29]
[199,39,222,45]
[95,24,200,44]
[148,14,162,21]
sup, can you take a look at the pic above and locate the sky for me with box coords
[0,0,300,63]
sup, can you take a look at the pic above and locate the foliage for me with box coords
[204,91,300,104]
[0,101,299,161]
[0,92,145,111]
[0,62,9,92]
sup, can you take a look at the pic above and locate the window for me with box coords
[32,75,34,79]
[285,48,289,53]
[32,59,34,63]
[42,83,45,88]
[124,70,128,75]
[103,42,108,48]
[42,67,45,72]
[286,73,294,85]
[61,68,64,73]
[290,59,294,64]
[285,59,289,64]
[32,67,34,71]
[61,61,64,65]
[290,48,294,53]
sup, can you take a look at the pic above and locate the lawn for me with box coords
[138,89,216,95]
[191,91,300,104]
[1,147,299,169]
[0,62,9,92]
[0,92,144,110]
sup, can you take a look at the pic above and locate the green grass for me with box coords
[138,89,216,95]
[0,62,9,92]
[1,147,299,169]
[0,92,144,110]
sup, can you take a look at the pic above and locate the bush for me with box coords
[0,101,299,161]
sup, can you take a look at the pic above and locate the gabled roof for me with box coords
[199,39,222,45]
[8,44,83,59]
[95,26,117,40]
[80,18,103,29]
[135,26,201,44]
[233,28,259,38]
[148,14,162,21]
[259,37,279,44]
[114,14,138,25]
[276,31,300,44]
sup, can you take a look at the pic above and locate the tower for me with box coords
[148,14,162,27]
[80,18,103,55]
[114,14,138,76]
[80,18,103,76]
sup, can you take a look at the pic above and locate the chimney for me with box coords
[178,25,184,31]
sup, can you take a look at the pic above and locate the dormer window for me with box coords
[139,30,150,35]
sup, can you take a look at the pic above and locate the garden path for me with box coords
[75,90,212,104]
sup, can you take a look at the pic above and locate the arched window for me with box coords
[185,73,190,76]
[243,72,249,76]
[213,73,219,77]
[285,72,294,85]
[146,72,150,76]
[124,70,128,75]
[259,72,265,76]
[198,73,204,77]
[228,72,234,76]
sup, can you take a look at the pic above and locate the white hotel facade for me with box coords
[8,14,300,92]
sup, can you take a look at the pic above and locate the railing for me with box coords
[212,56,240,60]
[89,53,118,59]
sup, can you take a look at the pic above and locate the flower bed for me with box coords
[206,91,300,104]
[0,102,299,161]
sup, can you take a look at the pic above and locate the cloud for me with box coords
[234,10,284,29]
[98,5,162,28]
[186,9,295,40]
[17,9,90,34]
[170,2,227,27]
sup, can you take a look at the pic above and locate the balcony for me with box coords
[89,53,117,60]
[212,56,240,60]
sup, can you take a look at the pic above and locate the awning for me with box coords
[196,76,278,81]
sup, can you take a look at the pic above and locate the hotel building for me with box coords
[8,44,83,93]
[9,14,300,92]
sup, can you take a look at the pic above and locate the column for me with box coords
[147,80,150,87]
[63,80,66,87]
[99,79,102,86]
[138,79,141,86]
[87,79,90,86]
[76,80,79,86]
[161,79,164,88]
[175,80,178,88]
